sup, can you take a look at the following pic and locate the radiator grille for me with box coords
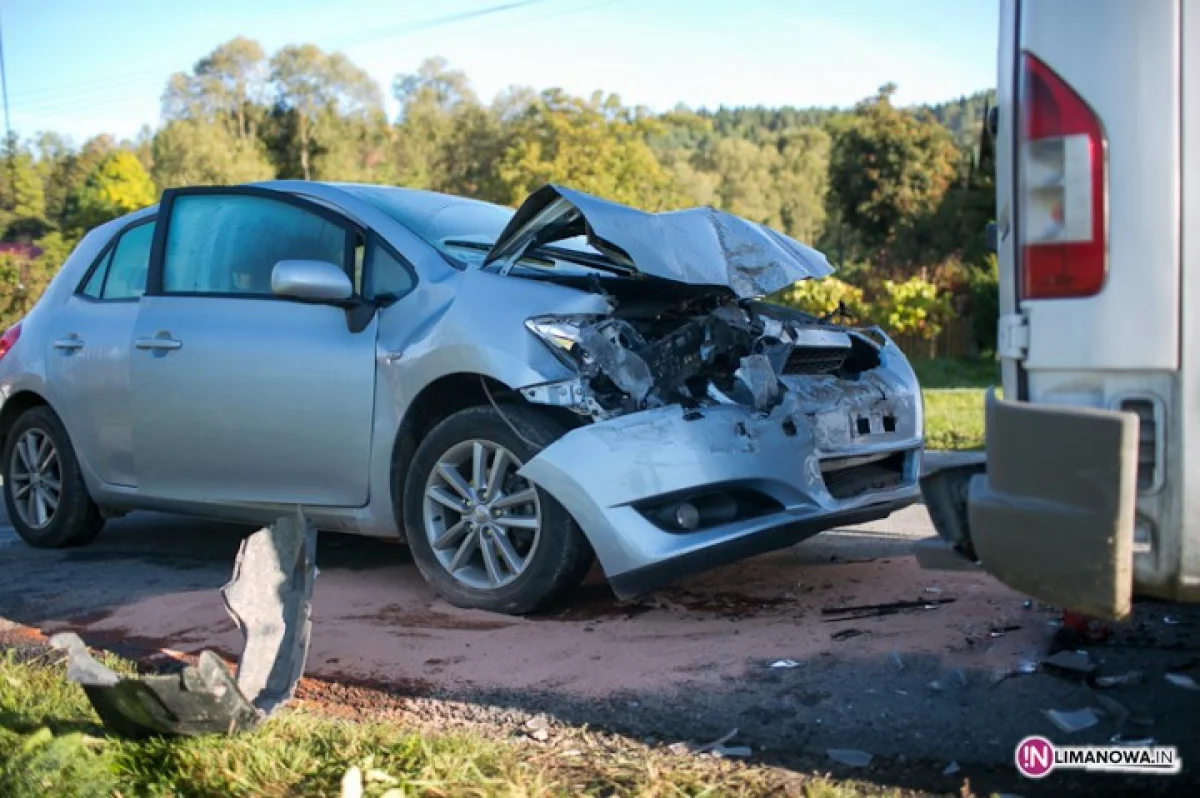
[782,346,849,376]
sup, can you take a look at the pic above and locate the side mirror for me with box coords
[271,260,353,303]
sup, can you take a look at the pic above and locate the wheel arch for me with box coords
[0,390,53,457]
[388,372,582,531]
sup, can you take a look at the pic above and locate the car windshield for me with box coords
[337,184,620,277]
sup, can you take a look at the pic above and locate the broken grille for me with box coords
[782,346,849,376]
[821,453,906,500]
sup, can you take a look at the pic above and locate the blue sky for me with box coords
[2,0,998,145]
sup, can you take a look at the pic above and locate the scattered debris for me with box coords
[821,598,955,622]
[992,658,1039,684]
[989,624,1022,638]
[1164,673,1200,691]
[771,659,800,669]
[827,748,873,768]
[943,761,960,776]
[667,728,748,758]
[1043,707,1100,734]
[1043,649,1096,679]
[1164,615,1181,626]
[50,511,318,737]
[712,745,753,758]
[1095,670,1143,688]
[525,715,550,731]
[531,728,550,742]
[1023,600,1033,609]
[830,628,864,641]
[923,586,943,595]
[1093,693,1129,727]
[340,766,363,798]
[1111,734,1157,746]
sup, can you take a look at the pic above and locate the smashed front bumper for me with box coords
[519,372,922,598]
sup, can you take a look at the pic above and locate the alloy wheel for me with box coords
[422,439,542,590]
[9,429,62,530]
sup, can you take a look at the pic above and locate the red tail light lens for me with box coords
[1018,52,1107,299]
[0,322,22,361]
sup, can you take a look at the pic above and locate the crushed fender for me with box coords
[50,508,317,737]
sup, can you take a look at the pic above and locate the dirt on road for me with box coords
[2,507,1199,796]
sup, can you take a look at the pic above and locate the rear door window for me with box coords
[80,221,155,301]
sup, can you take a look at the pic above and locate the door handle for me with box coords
[135,335,182,351]
[52,336,85,351]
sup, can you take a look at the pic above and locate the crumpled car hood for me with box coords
[483,184,834,299]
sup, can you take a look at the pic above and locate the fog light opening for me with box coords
[674,502,700,531]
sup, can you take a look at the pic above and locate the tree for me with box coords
[828,85,960,261]
[270,44,384,180]
[152,119,275,188]
[163,37,269,141]
[497,90,680,210]
[699,137,782,226]
[774,126,830,242]
[392,57,479,190]
[65,151,157,232]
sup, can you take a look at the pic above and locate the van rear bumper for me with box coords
[920,391,1140,619]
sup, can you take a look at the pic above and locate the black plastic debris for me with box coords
[50,509,318,737]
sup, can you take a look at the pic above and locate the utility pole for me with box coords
[0,9,10,147]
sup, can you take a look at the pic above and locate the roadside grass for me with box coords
[923,390,986,451]
[911,357,999,391]
[0,646,928,798]
[912,358,998,451]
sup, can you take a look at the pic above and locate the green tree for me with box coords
[496,90,679,209]
[774,126,830,242]
[392,57,479,190]
[269,44,384,180]
[152,119,276,188]
[163,37,269,141]
[828,85,960,261]
[65,151,157,232]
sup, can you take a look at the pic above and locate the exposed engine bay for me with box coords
[524,287,888,421]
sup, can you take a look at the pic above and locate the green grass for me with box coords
[923,390,986,451]
[0,646,927,798]
[911,357,999,390]
[908,358,1000,451]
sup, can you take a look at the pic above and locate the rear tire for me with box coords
[3,406,104,548]
[402,404,593,615]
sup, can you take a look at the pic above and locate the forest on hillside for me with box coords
[0,37,998,354]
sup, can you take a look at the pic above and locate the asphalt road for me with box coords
[2,500,1199,795]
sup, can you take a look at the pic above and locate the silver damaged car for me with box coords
[0,181,923,613]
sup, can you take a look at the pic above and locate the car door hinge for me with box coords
[997,313,1029,360]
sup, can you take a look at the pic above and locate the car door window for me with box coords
[80,221,155,300]
[368,244,415,300]
[162,195,349,296]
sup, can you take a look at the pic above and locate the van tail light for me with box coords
[1018,52,1107,299]
[0,322,22,361]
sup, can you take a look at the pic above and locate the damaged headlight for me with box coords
[525,315,604,369]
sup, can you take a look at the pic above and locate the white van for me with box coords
[921,0,1200,619]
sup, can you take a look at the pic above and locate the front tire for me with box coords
[402,404,592,615]
[3,406,104,548]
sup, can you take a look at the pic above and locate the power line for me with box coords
[11,0,565,125]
